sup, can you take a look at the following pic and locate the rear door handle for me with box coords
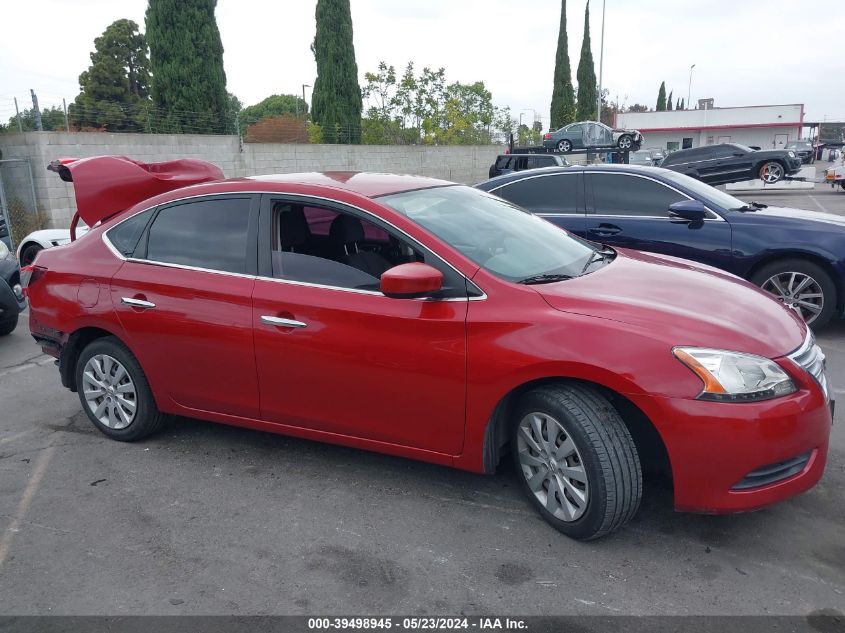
[589,224,622,236]
[261,316,307,328]
[121,297,156,309]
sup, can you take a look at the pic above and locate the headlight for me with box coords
[0,241,8,260]
[673,347,797,402]
[788,151,796,158]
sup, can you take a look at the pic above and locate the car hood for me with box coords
[533,248,805,359]
[744,205,845,227]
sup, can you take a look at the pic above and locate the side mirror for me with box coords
[380,263,444,299]
[668,200,708,221]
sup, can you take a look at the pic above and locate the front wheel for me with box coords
[556,139,572,153]
[75,336,167,441]
[512,384,641,540]
[0,314,17,336]
[617,134,633,150]
[751,259,837,329]
[759,161,785,183]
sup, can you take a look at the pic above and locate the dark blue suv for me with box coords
[477,165,845,328]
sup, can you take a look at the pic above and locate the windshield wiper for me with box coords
[580,247,615,274]
[516,273,574,285]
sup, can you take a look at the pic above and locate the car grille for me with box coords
[732,452,812,490]
[788,330,829,400]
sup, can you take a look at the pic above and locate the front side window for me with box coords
[591,174,687,217]
[380,185,596,283]
[494,174,579,214]
[270,201,467,296]
[145,197,251,274]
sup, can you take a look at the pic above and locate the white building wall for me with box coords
[617,104,803,152]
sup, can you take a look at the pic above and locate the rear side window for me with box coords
[107,208,154,257]
[591,174,687,217]
[494,174,580,214]
[145,197,251,274]
[533,156,555,167]
[495,156,510,169]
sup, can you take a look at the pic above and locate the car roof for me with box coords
[477,163,669,187]
[243,171,455,197]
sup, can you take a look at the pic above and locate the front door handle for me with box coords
[589,224,622,236]
[261,315,307,329]
[121,297,156,309]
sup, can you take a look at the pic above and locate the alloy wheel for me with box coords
[516,412,589,522]
[82,354,138,429]
[618,136,633,150]
[760,162,784,184]
[557,140,571,153]
[761,271,824,324]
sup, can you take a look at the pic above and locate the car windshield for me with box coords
[787,141,811,148]
[379,185,597,282]
[733,144,755,153]
[658,170,749,211]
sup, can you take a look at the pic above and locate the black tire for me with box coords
[556,139,572,153]
[20,243,43,267]
[511,383,642,540]
[617,134,634,150]
[75,336,167,441]
[750,258,837,330]
[0,313,17,336]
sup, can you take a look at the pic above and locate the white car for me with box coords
[16,225,88,266]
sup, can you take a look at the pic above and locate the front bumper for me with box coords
[786,157,803,173]
[632,361,831,513]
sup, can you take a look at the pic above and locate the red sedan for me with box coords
[24,156,831,540]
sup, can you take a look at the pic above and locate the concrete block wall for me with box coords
[0,132,503,229]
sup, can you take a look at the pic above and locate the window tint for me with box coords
[495,174,579,214]
[592,174,687,217]
[146,197,251,274]
[710,146,736,158]
[271,202,466,297]
[108,208,154,257]
[495,156,510,169]
[533,156,555,167]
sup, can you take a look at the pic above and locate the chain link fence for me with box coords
[0,158,42,254]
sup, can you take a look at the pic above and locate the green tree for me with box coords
[239,94,307,135]
[656,81,667,111]
[311,0,363,144]
[679,98,685,110]
[550,0,576,129]
[628,103,649,113]
[5,106,67,132]
[146,0,229,134]
[68,19,151,132]
[575,1,597,121]
[667,90,673,110]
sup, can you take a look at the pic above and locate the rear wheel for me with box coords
[75,336,166,441]
[751,258,837,329]
[0,314,17,336]
[20,243,43,267]
[617,135,633,150]
[511,384,641,540]
[759,161,785,183]
[556,139,572,153]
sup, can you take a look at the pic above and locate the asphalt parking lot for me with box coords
[1,183,844,617]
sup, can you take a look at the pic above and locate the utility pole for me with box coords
[302,84,311,119]
[30,89,42,131]
[596,0,606,123]
[687,64,695,107]
[13,98,22,133]
[62,98,70,132]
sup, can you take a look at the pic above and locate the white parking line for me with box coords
[808,195,829,213]
[0,445,56,568]
[0,430,35,445]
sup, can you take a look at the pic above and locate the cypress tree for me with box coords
[667,90,673,110]
[146,0,229,134]
[679,98,685,110]
[575,1,597,122]
[311,0,363,144]
[656,82,667,111]
[549,0,576,129]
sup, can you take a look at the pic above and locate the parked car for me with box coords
[659,143,802,185]
[543,121,643,154]
[16,225,89,267]
[629,149,659,166]
[478,164,845,328]
[488,153,569,179]
[785,140,815,164]
[647,147,666,164]
[0,239,26,336]
[25,156,830,540]
[0,215,10,250]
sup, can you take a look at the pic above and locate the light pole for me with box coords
[596,0,606,122]
[302,84,311,118]
[687,64,695,108]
